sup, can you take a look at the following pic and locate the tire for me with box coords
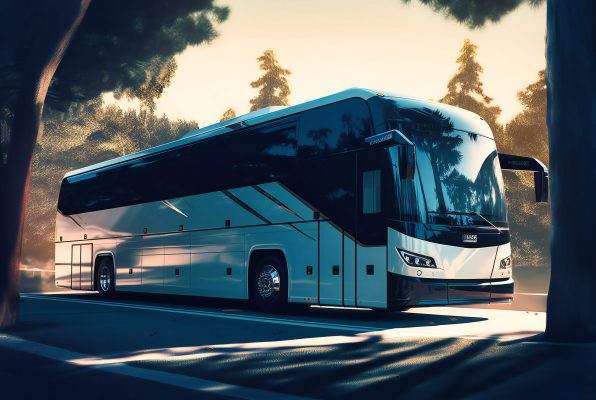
[96,258,115,296]
[251,254,288,313]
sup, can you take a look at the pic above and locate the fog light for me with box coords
[397,248,436,268]
[499,256,512,269]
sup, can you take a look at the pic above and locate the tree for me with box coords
[114,58,178,113]
[505,70,548,165]
[220,108,237,122]
[403,0,544,28]
[409,0,596,341]
[249,50,291,112]
[440,39,504,142]
[0,0,228,327]
[23,98,198,271]
[544,0,595,341]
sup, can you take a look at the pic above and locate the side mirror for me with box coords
[534,171,549,203]
[398,144,416,180]
[498,153,549,203]
[365,130,416,180]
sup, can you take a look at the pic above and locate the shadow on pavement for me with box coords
[121,330,595,399]
[44,291,488,328]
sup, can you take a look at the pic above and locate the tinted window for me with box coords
[362,169,381,214]
[297,153,357,234]
[298,98,372,158]
[58,122,297,214]
[378,98,507,227]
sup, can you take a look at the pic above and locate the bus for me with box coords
[54,88,549,312]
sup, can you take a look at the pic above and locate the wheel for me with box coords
[96,258,115,296]
[251,254,288,313]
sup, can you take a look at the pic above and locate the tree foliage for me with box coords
[505,70,548,165]
[249,50,291,112]
[114,58,178,113]
[440,39,503,140]
[0,1,229,115]
[48,1,229,109]
[501,70,550,267]
[23,98,198,269]
[220,108,237,122]
[404,0,544,28]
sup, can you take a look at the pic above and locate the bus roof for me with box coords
[63,88,485,179]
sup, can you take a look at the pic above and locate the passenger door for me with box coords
[355,149,389,308]
[312,153,357,306]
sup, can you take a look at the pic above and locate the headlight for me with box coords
[499,256,512,269]
[397,248,436,268]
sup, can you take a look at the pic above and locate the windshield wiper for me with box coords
[427,211,499,230]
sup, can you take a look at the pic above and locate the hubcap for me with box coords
[257,265,280,299]
[99,267,111,292]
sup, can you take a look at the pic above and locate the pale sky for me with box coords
[107,0,547,128]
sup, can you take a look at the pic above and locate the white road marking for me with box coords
[22,293,545,342]
[22,294,376,332]
[515,293,548,296]
[0,334,312,400]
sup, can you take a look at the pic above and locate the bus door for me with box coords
[310,153,357,307]
[355,148,389,308]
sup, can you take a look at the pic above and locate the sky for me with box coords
[107,0,547,128]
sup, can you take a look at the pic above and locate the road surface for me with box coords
[0,292,593,399]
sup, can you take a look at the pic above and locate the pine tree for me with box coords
[440,39,504,144]
[220,108,237,122]
[249,50,291,112]
[505,70,548,165]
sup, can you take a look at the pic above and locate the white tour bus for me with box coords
[54,88,548,312]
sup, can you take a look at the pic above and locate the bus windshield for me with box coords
[387,115,508,228]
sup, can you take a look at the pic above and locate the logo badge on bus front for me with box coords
[462,234,478,243]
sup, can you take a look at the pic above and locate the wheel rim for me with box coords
[99,267,111,292]
[257,265,280,299]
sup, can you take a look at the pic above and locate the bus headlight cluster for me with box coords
[397,248,436,268]
[499,256,512,269]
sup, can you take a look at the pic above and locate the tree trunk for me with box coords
[0,0,90,328]
[545,0,596,341]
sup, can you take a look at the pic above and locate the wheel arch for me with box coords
[247,247,287,300]
[93,251,115,290]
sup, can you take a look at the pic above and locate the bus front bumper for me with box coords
[387,272,514,310]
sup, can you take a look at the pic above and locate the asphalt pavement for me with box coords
[0,291,593,399]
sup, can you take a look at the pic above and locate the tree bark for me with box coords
[545,0,596,341]
[0,0,90,328]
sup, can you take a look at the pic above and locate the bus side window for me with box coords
[363,169,381,214]
[298,98,372,158]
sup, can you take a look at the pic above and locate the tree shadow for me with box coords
[119,330,594,399]
[0,320,60,333]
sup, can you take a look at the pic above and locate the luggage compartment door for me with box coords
[318,222,343,306]
[71,244,93,290]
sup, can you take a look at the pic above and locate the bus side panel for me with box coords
[246,223,318,304]
[140,236,165,292]
[356,245,387,309]
[163,232,191,294]
[190,229,245,299]
[114,237,143,291]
